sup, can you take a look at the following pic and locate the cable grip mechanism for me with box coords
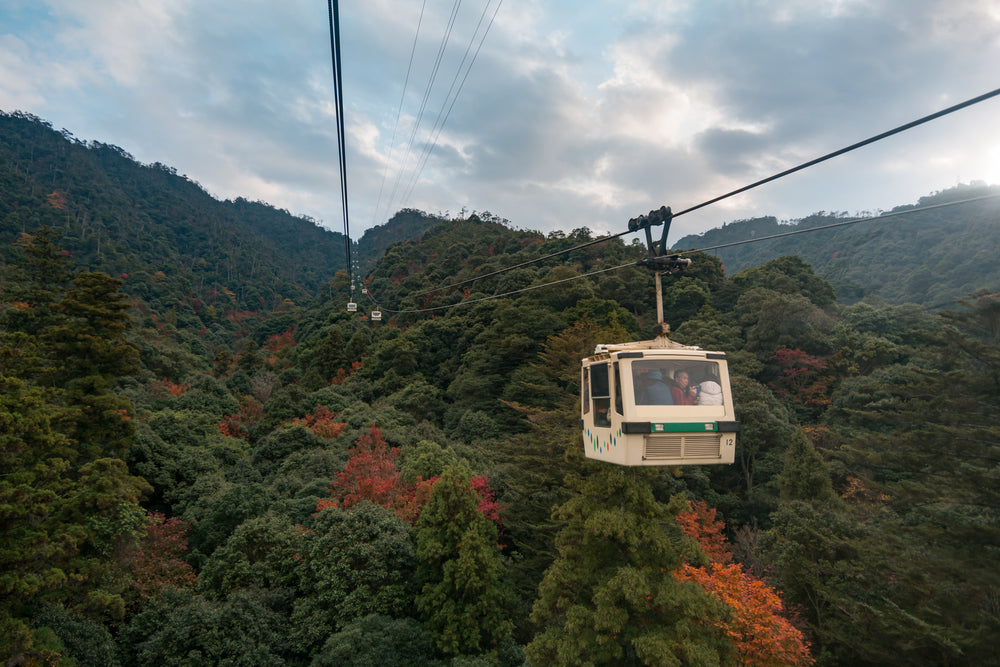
[628,205,690,274]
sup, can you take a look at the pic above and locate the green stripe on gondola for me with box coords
[649,422,718,433]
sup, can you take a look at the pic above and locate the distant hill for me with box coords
[673,183,1000,309]
[356,208,446,274]
[7,110,997,315]
[0,111,435,311]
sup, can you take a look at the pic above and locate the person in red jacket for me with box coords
[670,370,698,406]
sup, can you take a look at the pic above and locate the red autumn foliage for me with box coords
[768,347,835,409]
[676,500,732,564]
[470,475,503,526]
[292,405,346,439]
[674,500,813,666]
[331,360,363,386]
[323,425,421,522]
[265,326,296,355]
[676,563,813,666]
[318,425,500,526]
[152,378,189,398]
[121,512,197,600]
[218,396,265,439]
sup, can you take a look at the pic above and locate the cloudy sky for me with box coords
[2,0,998,241]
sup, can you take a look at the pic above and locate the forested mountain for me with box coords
[674,182,1000,309]
[3,115,1000,666]
[0,111,444,312]
[355,209,447,274]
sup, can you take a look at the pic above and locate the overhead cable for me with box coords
[671,86,1000,219]
[409,86,1000,297]
[401,0,504,205]
[680,193,1000,255]
[327,0,351,269]
[371,0,428,227]
[381,262,628,314]
[376,192,1000,314]
[385,0,464,213]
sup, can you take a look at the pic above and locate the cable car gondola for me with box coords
[371,309,382,321]
[347,301,357,312]
[579,204,737,466]
[581,335,738,466]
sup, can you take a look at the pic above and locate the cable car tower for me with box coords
[580,207,739,466]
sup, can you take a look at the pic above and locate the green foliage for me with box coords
[198,512,305,595]
[119,589,290,666]
[400,440,460,485]
[731,255,837,307]
[527,467,732,666]
[28,604,120,667]
[674,185,1000,309]
[734,287,834,356]
[311,614,442,667]
[415,467,512,656]
[298,503,418,627]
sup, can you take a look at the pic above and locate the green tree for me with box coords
[311,614,441,667]
[198,512,305,596]
[808,292,1000,663]
[290,503,418,654]
[118,589,290,667]
[415,467,512,656]
[527,467,732,666]
[730,255,836,308]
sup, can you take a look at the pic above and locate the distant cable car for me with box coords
[581,335,738,466]
[347,301,357,312]
[362,287,369,295]
[371,310,382,321]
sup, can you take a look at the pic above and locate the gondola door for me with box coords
[581,359,628,465]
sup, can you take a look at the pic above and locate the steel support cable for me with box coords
[401,0,503,205]
[676,192,1000,255]
[381,262,629,313]
[409,231,620,299]
[385,0,464,213]
[374,192,1000,314]
[371,0,428,228]
[328,0,351,269]
[671,86,1000,219]
[407,86,1000,299]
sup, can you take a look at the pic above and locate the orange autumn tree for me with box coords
[675,500,814,666]
[316,425,434,523]
[119,512,197,602]
[292,405,346,439]
[675,499,732,564]
[218,396,265,439]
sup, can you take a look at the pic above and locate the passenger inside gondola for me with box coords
[633,360,723,407]
[636,369,674,405]
[670,370,697,405]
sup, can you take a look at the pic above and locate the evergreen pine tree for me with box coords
[414,466,512,656]
[527,466,732,666]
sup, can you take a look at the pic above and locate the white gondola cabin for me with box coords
[581,337,738,466]
[347,301,357,312]
[371,310,382,321]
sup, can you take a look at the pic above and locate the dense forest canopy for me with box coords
[2,112,999,665]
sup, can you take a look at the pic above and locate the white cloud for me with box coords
[0,0,997,239]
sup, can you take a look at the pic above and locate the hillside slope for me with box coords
[0,111,443,312]
[673,183,1000,309]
